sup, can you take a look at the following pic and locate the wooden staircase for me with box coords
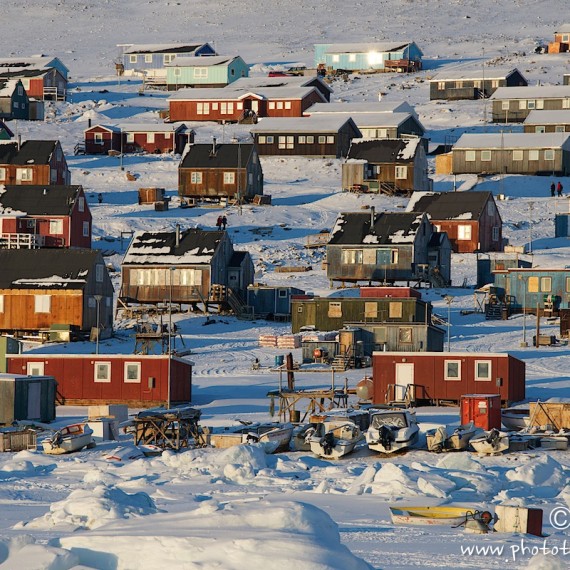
[485,302,505,320]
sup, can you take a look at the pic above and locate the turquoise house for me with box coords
[166,56,248,90]
[314,42,423,72]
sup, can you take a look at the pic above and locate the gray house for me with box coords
[429,67,527,101]
[523,110,570,133]
[450,132,570,175]
[342,138,431,194]
[490,86,570,123]
[246,285,306,320]
[326,210,450,286]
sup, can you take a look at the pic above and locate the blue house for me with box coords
[119,42,217,81]
[247,285,306,319]
[493,267,570,314]
[166,56,248,90]
[314,42,423,72]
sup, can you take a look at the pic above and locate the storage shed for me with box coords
[6,354,193,408]
[372,351,525,406]
[0,373,57,425]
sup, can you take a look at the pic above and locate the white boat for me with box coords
[308,419,363,459]
[366,409,419,454]
[501,407,530,431]
[42,423,95,455]
[209,421,293,453]
[389,505,492,528]
[426,422,479,453]
[538,436,569,450]
[470,428,510,455]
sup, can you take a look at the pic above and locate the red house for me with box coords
[168,85,326,123]
[6,354,193,408]
[373,351,525,406]
[0,140,70,185]
[84,123,194,155]
[0,185,91,249]
[408,191,503,253]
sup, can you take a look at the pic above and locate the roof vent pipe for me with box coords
[17,133,21,151]
[370,205,375,230]
[175,223,181,248]
[211,136,217,156]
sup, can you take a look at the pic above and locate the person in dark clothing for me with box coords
[557,181,564,197]
[221,215,228,230]
[98,193,103,203]
[216,215,222,230]
[551,183,556,197]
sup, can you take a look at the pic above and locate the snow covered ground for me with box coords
[1,1,570,569]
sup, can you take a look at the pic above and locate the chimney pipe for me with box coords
[175,223,180,248]
[88,118,92,128]
[212,136,217,155]
[17,133,21,151]
[370,205,375,230]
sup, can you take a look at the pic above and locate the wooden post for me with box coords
[535,300,540,347]
[286,352,295,390]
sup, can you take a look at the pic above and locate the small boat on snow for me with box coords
[366,408,419,454]
[426,422,479,453]
[308,419,363,459]
[389,505,493,529]
[501,407,530,431]
[209,421,293,453]
[42,423,95,455]
[470,428,509,455]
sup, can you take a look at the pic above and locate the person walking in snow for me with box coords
[550,183,556,197]
[557,181,564,197]
[221,215,228,230]
[216,215,223,230]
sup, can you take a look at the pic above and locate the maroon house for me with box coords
[407,191,503,253]
[168,84,326,123]
[373,351,525,406]
[6,354,193,408]
[0,140,70,185]
[84,123,194,155]
[0,185,91,249]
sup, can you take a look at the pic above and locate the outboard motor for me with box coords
[379,425,394,451]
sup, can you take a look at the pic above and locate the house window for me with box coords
[27,362,44,376]
[220,102,233,114]
[475,360,492,381]
[163,54,175,64]
[474,80,481,89]
[34,295,51,313]
[145,54,152,63]
[94,133,104,145]
[212,102,219,110]
[16,168,33,181]
[512,150,523,161]
[13,102,19,109]
[563,99,570,109]
[129,55,137,63]
[124,362,141,383]
[268,102,275,110]
[49,219,63,234]
[78,197,85,212]
[564,34,570,42]
[465,150,476,161]
[437,81,445,90]
[318,136,326,144]
[278,136,294,149]
[0,168,5,181]
[258,136,266,144]
[492,226,499,241]
[391,250,399,264]
[341,249,363,264]
[528,276,539,293]
[389,302,403,319]
[83,221,90,237]
[236,102,243,110]
[284,101,291,110]
[197,102,210,115]
[278,289,288,298]
[544,149,555,160]
[519,100,527,110]
[298,136,306,144]
[455,81,463,89]
[194,67,208,78]
[480,150,492,161]
[94,361,111,383]
[0,294,3,313]
[458,225,472,240]
[527,100,536,110]
[541,277,552,292]
[96,264,104,282]
[528,150,539,161]
[191,172,203,183]
[555,126,566,133]
[172,68,181,77]
[306,136,314,144]
[266,136,274,144]
[349,54,356,62]
[364,302,377,318]
[223,172,235,184]
[326,136,334,144]
[332,55,340,63]
[444,360,461,381]
[147,133,155,144]
[395,166,408,179]
[501,101,510,110]
[566,277,570,292]
[398,327,413,344]
[276,102,284,110]
[328,302,342,318]
[536,100,544,109]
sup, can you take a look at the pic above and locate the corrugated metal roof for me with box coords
[430,66,523,82]
[346,138,420,162]
[454,132,570,149]
[524,110,570,125]
[0,185,82,216]
[250,115,359,134]
[490,85,570,99]
[180,143,254,168]
[408,191,493,221]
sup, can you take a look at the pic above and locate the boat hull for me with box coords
[470,432,509,455]
[210,423,293,453]
[42,426,94,455]
[308,420,363,459]
[367,429,419,454]
[501,408,530,431]
[389,506,481,526]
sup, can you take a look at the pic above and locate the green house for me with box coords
[166,55,248,90]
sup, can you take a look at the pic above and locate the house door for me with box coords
[395,363,414,401]
[27,382,41,420]
[251,100,259,114]
[27,362,45,376]
[228,269,241,292]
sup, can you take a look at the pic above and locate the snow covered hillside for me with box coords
[1,1,570,569]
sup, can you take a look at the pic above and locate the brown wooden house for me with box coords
[6,354,193,408]
[84,123,194,155]
[168,84,326,123]
[120,227,254,310]
[407,191,503,253]
[551,24,570,53]
[0,249,114,335]
[0,140,70,185]
[490,86,570,123]
[342,138,431,194]
[326,210,451,287]
[523,110,570,133]
[250,116,361,158]
[178,141,263,202]
[372,351,525,406]
[0,185,92,249]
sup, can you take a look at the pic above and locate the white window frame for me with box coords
[193,67,208,78]
[519,100,527,110]
[78,197,85,212]
[144,54,152,63]
[475,360,492,381]
[147,133,155,144]
[528,149,539,161]
[94,361,111,383]
[512,150,523,161]
[266,136,274,144]
[563,99,570,109]
[395,166,408,179]
[223,172,235,184]
[0,294,3,313]
[341,249,363,264]
[284,101,292,110]
[96,264,104,282]
[501,101,510,110]
[437,81,445,90]
[163,54,175,64]
[27,362,44,376]
[444,360,462,381]
[94,133,104,145]
[124,362,142,383]
[49,219,63,234]
[129,55,137,64]
[326,135,334,144]
[544,149,555,161]
[191,171,203,184]
[83,221,90,237]
[306,136,314,144]
[492,226,499,241]
[480,150,492,161]
[16,168,33,181]
[34,295,51,313]
[541,277,552,292]
[458,224,472,240]
[0,167,5,181]
[126,132,135,143]
[258,135,266,144]
[318,135,326,144]
[268,102,275,110]
[465,150,476,162]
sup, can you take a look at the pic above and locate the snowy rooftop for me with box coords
[317,42,418,54]
[454,132,570,149]
[490,85,570,99]
[169,85,320,101]
[121,43,209,54]
[305,101,416,115]
[250,115,358,133]
[430,66,524,81]
[165,55,240,67]
[524,110,570,124]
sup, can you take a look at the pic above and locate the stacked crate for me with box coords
[259,334,277,347]
[276,334,301,349]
